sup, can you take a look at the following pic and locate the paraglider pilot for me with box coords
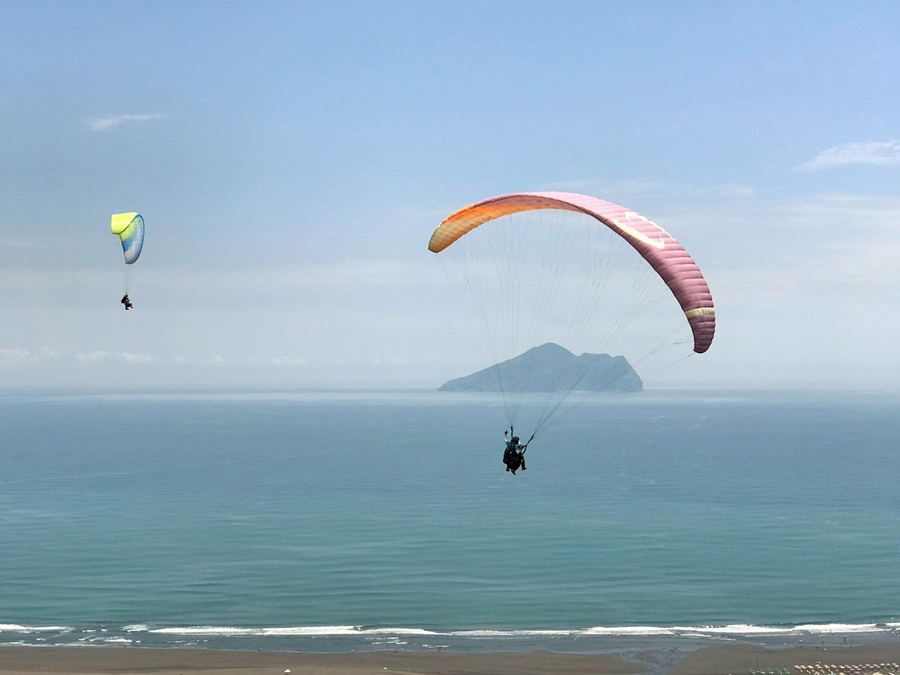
[121,294,133,310]
[503,427,527,475]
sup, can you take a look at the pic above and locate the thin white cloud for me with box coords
[85,113,171,132]
[0,347,64,364]
[0,348,33,365]
[797,141,900,171]
[76,351,110,363]
[265,356,308,366]
[75,351,154,364]
[118,352,154,364]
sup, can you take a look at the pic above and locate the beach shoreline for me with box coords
[3,643,900,675]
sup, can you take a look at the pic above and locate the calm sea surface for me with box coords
[1,389,899,654]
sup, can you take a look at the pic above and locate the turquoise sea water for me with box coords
[1,389,899,656]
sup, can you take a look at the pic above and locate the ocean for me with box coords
[1,389,899,658]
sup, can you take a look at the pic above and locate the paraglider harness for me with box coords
[121,294,133,310]
[503,427,534,475]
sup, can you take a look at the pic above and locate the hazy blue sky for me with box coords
[2,1,898,390]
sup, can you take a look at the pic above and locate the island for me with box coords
[439,343,643,393]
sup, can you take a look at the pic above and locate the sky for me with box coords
[1,1,898,391]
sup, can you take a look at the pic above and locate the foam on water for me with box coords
[672,624,795,635]
[4,622,900,651]
[105,623,900,640]
[146,625,441,637]
[794,623,883,633]
[586,626,677,636]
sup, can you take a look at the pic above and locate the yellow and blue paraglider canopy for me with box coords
[111,212,144,264]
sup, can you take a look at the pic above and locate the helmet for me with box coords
[511,436,520,443]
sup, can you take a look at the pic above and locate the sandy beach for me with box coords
[4,643,900,675]
[0,646,644,675]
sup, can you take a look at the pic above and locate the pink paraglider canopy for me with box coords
[428,191,715,353]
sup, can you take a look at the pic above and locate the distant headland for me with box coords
[439,343,643,393]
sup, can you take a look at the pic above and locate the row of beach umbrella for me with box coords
[749,666,900,675]
[792,664,900,674]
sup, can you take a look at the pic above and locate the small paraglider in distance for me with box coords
[111,212,144,310]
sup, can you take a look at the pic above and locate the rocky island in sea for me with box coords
[439,342,643,393]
